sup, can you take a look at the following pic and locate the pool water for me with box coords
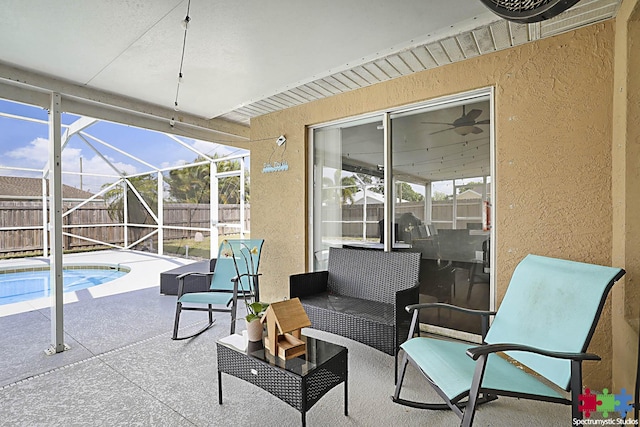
[0,268,128,306]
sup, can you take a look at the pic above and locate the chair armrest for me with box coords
[466,343,601,362]
[405,302,496,317]
[289,271,329,298]
[405,303,496,340]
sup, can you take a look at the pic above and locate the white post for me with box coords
[362,183,368,241]
[47,92,66,355]
[210,160,219,258]
[41,177,48,257]
[123,179,128,248]
[424,182,432,225]
[452,181,458,229]
[383,113,392,252]
[157,172,164,255]
[239,156,246,238]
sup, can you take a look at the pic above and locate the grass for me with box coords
[163,234,245,259]
[1,235,245,261]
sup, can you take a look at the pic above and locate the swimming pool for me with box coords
[0,265,130,306]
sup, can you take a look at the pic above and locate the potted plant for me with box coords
[221,240,266,341]
[245,301,269,342]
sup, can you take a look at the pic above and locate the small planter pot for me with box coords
[246,319,263,342]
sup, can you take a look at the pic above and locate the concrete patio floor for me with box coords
[0,250,570,426]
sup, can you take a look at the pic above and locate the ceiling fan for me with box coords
[421,105,490,136]
[478,0,581,24]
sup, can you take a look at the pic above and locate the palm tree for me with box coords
[166,155,249,204]
[102,174,158,223]
[167,157,211,203]
[102,174,158,247]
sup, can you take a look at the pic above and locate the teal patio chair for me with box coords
[393,254,625,426]
[172,239,264,340]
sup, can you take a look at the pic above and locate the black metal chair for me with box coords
[393,254,625,426]
[172,239,264,340]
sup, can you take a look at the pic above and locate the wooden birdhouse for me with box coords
[260,297,311,359]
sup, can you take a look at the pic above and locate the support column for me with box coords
[46,92,66,355]
[383,113,392,251]
[123,179,128,248]
[157,172,164,255]
[239,157,246,238]
[41,177,48,256]
[612,0,640,394]
[210,160,219,258]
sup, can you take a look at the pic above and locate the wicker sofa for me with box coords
[289,247,421,378]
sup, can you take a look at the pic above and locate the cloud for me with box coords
[70,155,138,194]
[1,133,250,195]
[5,137,50,167]
[160,159,190,169]
[192,140,248,158]
[3,136,140,194]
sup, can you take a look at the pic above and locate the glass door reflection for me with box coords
[391,97,492,336]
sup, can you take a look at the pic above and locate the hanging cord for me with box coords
[266,139,287,165]
[174,0,191,112]
[279,141,287,163]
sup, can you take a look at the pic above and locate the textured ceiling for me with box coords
[0,0,621,128]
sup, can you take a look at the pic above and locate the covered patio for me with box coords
[1,0,639,425]
[0,251,568,425]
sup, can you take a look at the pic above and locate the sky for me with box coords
[0,98,249,194]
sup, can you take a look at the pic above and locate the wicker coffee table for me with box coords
[217,335,348,426]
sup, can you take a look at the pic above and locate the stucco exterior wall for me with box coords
[612,0,640,393]
[250,22,616,388]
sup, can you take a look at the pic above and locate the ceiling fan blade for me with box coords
[465,109,482,121]
[429,127,455,135]
[475,119,490,125]
[421,121,455,126]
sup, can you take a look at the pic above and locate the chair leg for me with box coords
[395,352,399,384]
[230,301,237,335]
[172,302,182,340]
[461,354,488,427]
[570,360,583,421]
[172,302,217,341]
[392,352,409,401]
[467,264,476,302]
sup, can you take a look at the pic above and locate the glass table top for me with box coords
[218,334,347,377]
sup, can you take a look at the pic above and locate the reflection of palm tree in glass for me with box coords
[322,170,358,206]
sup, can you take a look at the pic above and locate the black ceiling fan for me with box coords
[421,106,490,136]
[478,0,581,23]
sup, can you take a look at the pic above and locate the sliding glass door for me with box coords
[311,116,384,270]
[390,95,492,336]
[310,89,494,337]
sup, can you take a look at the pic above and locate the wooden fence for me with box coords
[0,201,249,257]
[334,199,483,239]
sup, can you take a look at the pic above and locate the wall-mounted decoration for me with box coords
[262,135,289,173]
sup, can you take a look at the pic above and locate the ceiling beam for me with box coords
[0,62,250,142]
